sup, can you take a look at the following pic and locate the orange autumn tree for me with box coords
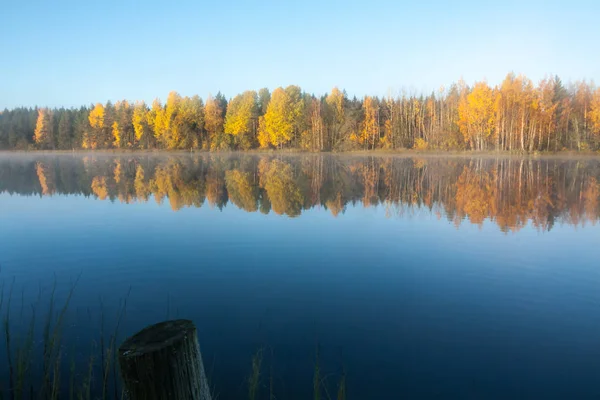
[204,94,226,150]
[535,77,558,151]
[34,108,53,149]
[590,88,600,143]
[325,87,346,149]
[360,96,379,149]
[459,81,496,150]
[86,103,105,149]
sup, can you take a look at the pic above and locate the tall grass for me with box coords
[269,348,275,400]
[314,344,321,400]
[248,347,264,400]
[0,275,79,400]
[77,341,95,400]
[245,343,347,400]
[42,275,79,399]
[336,369,346,400]
[0,274,130,400]
[1,275,348,400]
[101,287,130,400]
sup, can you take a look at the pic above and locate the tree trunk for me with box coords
[520,112,525,151]
[119,319,212,400]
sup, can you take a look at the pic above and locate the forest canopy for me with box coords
[1,73,600,152]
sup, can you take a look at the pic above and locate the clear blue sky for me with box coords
[1,0,598,108]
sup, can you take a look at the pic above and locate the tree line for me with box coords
[1,74,600,152]
[2,154,599,231]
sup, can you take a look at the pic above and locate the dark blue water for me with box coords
[1,153,600,399]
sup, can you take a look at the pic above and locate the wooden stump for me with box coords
[118,319,212,400]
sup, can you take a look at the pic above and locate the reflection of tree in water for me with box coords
[225,170,259,212]
[259,159,303,217]
[91,176,109,200]
[134,164,152,202]
[583,178,599,224]
[36,162,55,196]
[326,193,345,217]
[2,154,600,231]
[455,165,497,225]
[153,161,206,211]
[348,157,381,208]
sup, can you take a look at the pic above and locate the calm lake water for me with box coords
[1,153,600,399]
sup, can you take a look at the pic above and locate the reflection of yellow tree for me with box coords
[522,174,553,231]
[455,166,496,225]
[134,164,151,202]
[225,170,258,212]
[259,159,303,217]
[111,158,137,204]
[152,165,174,205]
[205,173,226,209]
[173,179,205,211]
[302,156,324,206]
[350,160,380,207]
[113,160,123,184]
[583,177,599,224]
[91,177,109,200]
[326,192,345,217]
[152,162,205,211]
[36,162,55,196]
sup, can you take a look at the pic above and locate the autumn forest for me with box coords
[1,74,600,153]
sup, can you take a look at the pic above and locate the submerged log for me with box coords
[118,319,212,400]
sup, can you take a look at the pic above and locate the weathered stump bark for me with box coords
[118,319,212,400]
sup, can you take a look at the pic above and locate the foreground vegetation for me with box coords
[1,74,600,153]
[0,276,128,400]
[0,277,345,400]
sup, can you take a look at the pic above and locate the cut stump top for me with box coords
[119,319,196,358]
